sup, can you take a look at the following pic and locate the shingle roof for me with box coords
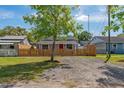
[94,36,124,43]
[41,36,77,41]
[0,36,26,44]
[0,36,26,40]
[38,41,78,44]
[0,40,20,43]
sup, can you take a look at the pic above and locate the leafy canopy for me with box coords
[78,31,92,42]
[0,26,28,36]
[117,33,124,37]
[0,26,36,42]
[103,5,124,35]
[23,5,82,40]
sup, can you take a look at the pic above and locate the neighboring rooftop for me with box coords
[38,41,78,44]
[0,39,21,44]
[0,36,26,40]
[41,36,77,41]
[0,36,27,44]
[93,36,124,43]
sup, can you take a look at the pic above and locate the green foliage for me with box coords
[103,5,124,35]
[27,31,39,43]
[117,33,124,37]
[23,5,81,40]
[0,26,28,36]
[0,26,36,42]
[0,30,5,36]
[78,31,92,42]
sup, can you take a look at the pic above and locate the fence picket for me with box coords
[18,45,96,56]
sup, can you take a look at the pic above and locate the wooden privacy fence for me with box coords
[18,45,96,56]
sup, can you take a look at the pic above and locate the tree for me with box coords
[0,26,37,42]
[103,6,124,34]
[23,5,81,62]
[102,6,124,63]
[0,26,28,36]
[27,31,40,43]
[110,6,124,32]
[102,6,113,63]
[0,29,6,36]
[117,33,124,37]
[78,31,92,42]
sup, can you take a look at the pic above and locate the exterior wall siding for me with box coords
[0,49,18,56]
[96,43,124,54]
[111,43,124,54]
[116,44,124,53]
[38,44,77,50]
[0,44,18,56]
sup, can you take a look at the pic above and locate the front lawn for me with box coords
[82,54,124,65]
[0,57,54,66]
[0,57,59,83]
[95,54,124,64]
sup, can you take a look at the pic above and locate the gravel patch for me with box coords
[2,56,124,88]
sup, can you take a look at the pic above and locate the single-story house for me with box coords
[90,36,124,54]
[34,37,78,50]
[0,36,30,56]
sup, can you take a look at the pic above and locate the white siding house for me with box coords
[0,36,30,56]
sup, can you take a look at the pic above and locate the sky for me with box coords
[0,5,122,36]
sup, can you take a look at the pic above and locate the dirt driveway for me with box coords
[12,57,124,88]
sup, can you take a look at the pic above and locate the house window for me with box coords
[112,44,117,49]
[113,44,117,48]
[67,44,73,49]
[42,44,48,49]
[10,45,14,49]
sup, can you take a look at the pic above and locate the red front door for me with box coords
[59,44,64,49]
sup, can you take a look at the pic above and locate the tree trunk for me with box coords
[105,5,111,63]
[50,38,56,62]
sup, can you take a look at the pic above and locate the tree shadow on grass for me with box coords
[96,65,124,87]
[0,60,59,84]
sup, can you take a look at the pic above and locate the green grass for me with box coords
[0,57,53,66]
[81,54,124,65]
[95,54,124,64]
[0,57,59,83]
